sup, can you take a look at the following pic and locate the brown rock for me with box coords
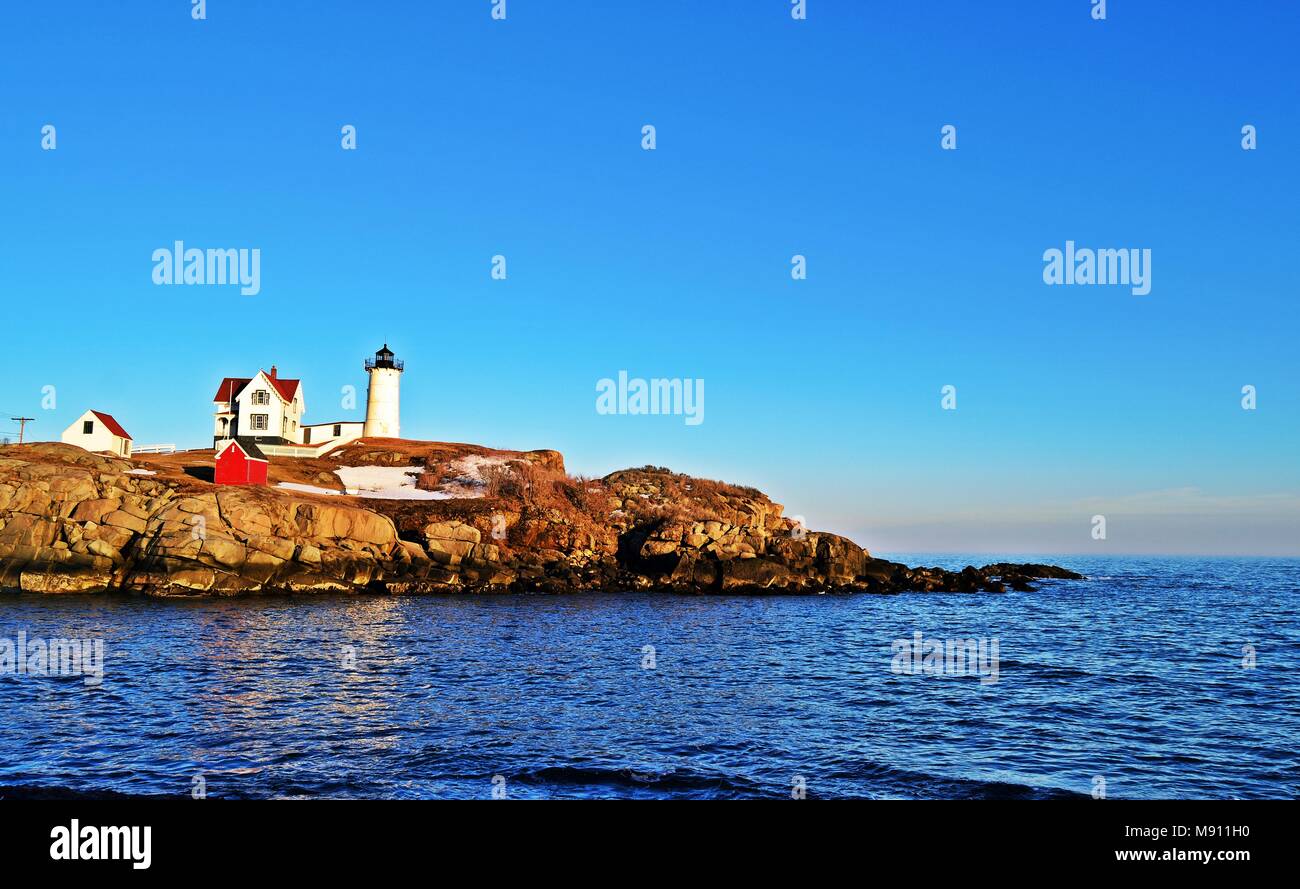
[423,520,480,544]
[201,537,248,569]
[102,510,148,534]
[20,568,109,594]
[96,524,136,550]
[71,498,121,524]
[0,514,60,548]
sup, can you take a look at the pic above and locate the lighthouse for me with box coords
[363,344,403,438]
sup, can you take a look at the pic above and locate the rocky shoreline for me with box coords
[0,443,1082,598]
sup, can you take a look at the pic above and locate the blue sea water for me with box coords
[0,555,1296,799]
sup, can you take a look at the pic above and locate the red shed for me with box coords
[214,438,269,486]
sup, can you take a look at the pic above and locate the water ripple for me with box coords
[1,555,1297,799]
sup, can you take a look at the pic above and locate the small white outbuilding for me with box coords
[61,410,133,458]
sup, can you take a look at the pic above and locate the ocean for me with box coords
[1,555,1296,799]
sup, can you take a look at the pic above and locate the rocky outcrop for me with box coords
[0,444,1083,597]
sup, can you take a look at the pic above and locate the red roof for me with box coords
[216,438,269,462]
[90,411,132,441]
[212,370,301,404]
[268,375,301,403]
[213,377,251,403]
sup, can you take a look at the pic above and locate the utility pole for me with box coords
[11,417,33,444]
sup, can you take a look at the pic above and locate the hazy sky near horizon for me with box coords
[1,2,1297,555]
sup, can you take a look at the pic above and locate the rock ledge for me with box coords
[0,443,1083,598]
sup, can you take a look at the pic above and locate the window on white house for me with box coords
[333,424,341,437]
[252,390,270,405]
[83,420,94,434]
[250,414,269,431]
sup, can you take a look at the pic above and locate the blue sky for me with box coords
[1,1,1296,555]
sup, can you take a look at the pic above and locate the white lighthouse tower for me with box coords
[363,344,403,438]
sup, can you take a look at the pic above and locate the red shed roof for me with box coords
[217,438,269,462]
[90,411,132,441]
[213,371,300,404]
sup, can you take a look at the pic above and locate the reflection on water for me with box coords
[1,555,1297,799]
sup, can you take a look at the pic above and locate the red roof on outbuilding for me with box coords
[217,438,269,462]
[90,411,132,441]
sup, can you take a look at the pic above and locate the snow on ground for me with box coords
[333,465,455,500]
[275,457,516,501]
[276,482,343,497]
[430,454,513,496]
[447,454,511,486]
[125,468,156,475]
[276,475,453,500]
[278,465,455,500]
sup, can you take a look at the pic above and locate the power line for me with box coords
[10,417,34,444]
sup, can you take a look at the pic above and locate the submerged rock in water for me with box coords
[0,443,1083,598]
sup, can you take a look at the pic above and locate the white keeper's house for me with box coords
[212,366,363,457]
[211,346,402,458]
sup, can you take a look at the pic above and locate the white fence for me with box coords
[132,444,177,455]
[257,440,349,459]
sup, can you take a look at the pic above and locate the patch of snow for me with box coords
[277,459,516,501]
[277,482,342,496]
[333,465,454,500]
[125,468,156,475]
[449,455,510,484]
[425,454,513,498]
